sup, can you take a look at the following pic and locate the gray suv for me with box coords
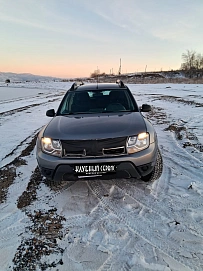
[36,81,163,185]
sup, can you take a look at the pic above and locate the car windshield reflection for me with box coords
[59,89,137,115]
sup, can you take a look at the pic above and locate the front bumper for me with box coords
[37,142,158,181]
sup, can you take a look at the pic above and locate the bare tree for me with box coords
[181,50,196,70]
[196,53,203,69]
[181,50,203,78]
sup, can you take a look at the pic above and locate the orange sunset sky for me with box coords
[1,0,203,78]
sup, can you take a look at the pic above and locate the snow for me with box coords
[0,86,51,101]
[0,81,203,271]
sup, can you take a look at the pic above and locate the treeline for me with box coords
[90,50,203,79]
[181,50,203,78]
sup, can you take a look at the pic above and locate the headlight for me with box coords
[41,137,62,157]
[127,132,149,154]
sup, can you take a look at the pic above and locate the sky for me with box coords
[0,0,203,78]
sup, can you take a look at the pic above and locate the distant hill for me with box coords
[0,72,60,82]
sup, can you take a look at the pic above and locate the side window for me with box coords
[125,92,135,110]
[59,93,74,114]
[127,91,138,111]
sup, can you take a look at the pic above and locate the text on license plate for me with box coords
[74,164,116,175]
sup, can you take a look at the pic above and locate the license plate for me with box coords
[74,164,116,175]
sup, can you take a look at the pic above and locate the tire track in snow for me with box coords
[149,94,203,107]
[32,194,109,232]
[0,97,60,118]
[87,180,201,271]
[61,208,112,266]
[114,178,203,239]
[0,152,39,252]
[28,180,77,211]
[0,211,26,231]
[0,128,41,168]
[0,91,64,113]
[0,131,38,203]
[164,121,203,163]
[21,177,109,232]
[97,233,151,271]
[0,225,24,249]
[151,161,171,197]
[0,209,27,248]
[98,238,132,271]
[164,150,203,179]
[162,146,203,211]
[114,178,203,237]
[0,103,42,117]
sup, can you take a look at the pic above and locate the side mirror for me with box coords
[46,109,55,117]
[141,104,151,112]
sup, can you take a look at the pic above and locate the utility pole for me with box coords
[118,58,122,75]
[97,66,99,83]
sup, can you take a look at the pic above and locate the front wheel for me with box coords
[141,148,163,182]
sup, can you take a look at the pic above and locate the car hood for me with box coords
[44,112,146,140]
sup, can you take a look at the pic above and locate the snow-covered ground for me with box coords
[0,81,203,271]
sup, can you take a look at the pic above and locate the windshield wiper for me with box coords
[61,112,74,115]
[102,110,133,113]
[63,112,95,115]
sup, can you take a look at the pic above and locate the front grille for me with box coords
[103,146,125,155]
[61,137,127,157]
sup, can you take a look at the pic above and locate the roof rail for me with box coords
[70,81,84,91]
[116,80,125,88]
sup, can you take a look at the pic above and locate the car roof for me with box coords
[69,82,128,92]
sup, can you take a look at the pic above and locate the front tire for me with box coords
[141,148,163,182]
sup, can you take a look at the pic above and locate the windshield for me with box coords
[58,89,138,115]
